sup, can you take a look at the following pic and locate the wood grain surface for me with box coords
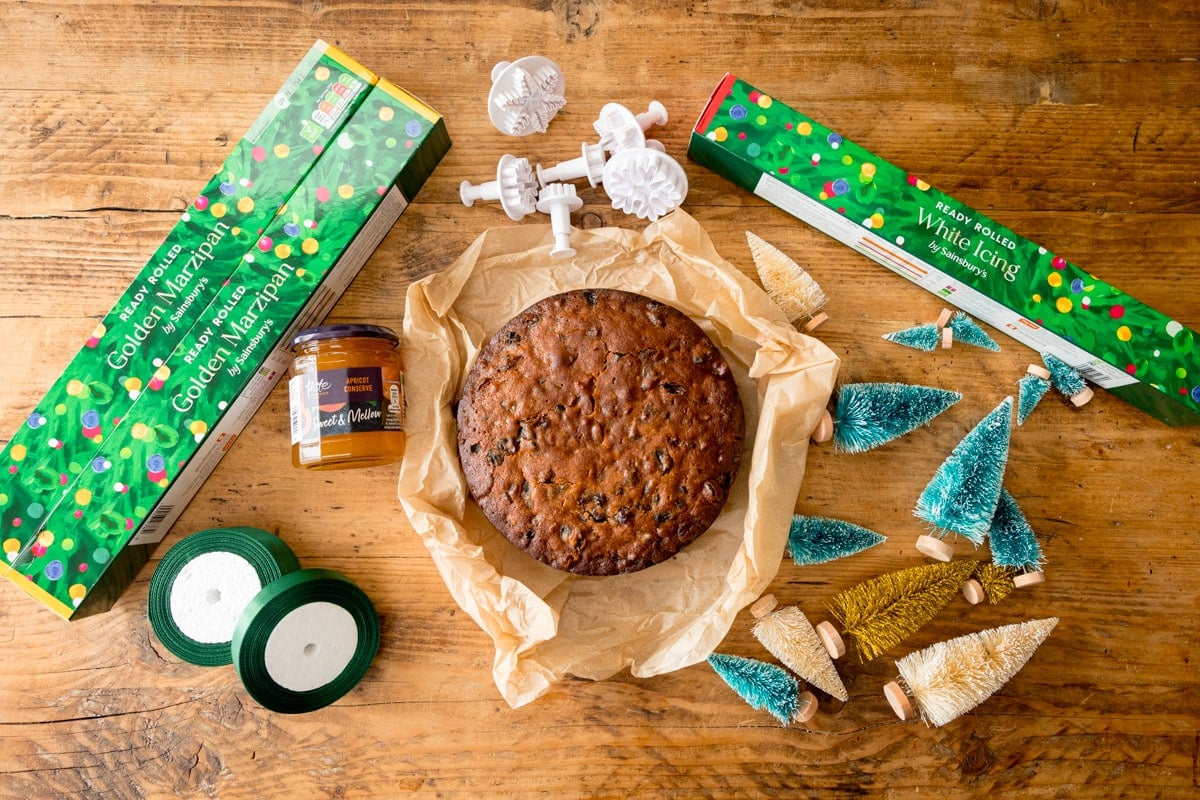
[1,2,1198,798]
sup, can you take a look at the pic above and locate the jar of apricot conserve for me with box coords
[288,324,406,469]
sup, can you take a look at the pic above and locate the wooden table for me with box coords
[1,2,1198,798]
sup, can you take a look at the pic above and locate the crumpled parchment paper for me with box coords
[397,209,838,707]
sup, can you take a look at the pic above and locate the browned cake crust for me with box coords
[456,289,744,575]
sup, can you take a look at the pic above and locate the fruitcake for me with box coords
[456,288,744,576]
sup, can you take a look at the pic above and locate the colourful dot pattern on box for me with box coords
[0,45,377,611]
[697,76,1199,417]
[3,81,442,615]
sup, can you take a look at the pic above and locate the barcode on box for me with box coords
[1077,362,1112,384]
[143,504,175,533]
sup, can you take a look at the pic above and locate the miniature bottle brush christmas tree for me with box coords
[750,595,848,702]
[746,231,829,331]
[787,515,886,566]
[816,559,978,663]
[914,396,1013,559]
[811,382,962,454]
[708,652,816,726]
[964,562,1042,605]
[883,617,1059,726]
[963,488,1046,603]
[1042,351,1094,406]
[884,309,999,352]
[1017,364,1052,425]
[986,488,1045,575]
[883,322,942,352]
[947,311,1001,351]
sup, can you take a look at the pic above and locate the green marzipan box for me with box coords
[4,78,450,619]
[0,40,377,586]
[688,73,1200,427]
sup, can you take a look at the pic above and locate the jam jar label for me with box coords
[289,361,404,446]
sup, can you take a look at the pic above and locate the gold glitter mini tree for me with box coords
[962,488,1047,604]
[963,563,1009,605]
[815,559,978,663]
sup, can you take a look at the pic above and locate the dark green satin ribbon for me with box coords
[231,568,379,714]
[148,526,300,667]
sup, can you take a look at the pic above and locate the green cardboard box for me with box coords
[0,41,377,587]
[4,79,450,619]
[688,73,1200,427]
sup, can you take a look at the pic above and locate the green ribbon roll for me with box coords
[148,526,301,667]
[231,569,380,714]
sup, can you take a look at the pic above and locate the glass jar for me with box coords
[287,324,406,470]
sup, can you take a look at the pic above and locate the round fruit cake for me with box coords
[456,288,744,576]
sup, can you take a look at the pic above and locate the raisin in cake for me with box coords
[456,288,744,575]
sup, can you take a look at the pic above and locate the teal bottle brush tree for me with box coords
[787,515,886,566]
[986,487,1046,578]
[746,231,829,332]
[962,488,1046,604]
[883,617,1058,726]
[1042,351,1094,407]
[809,382,962,453]
[882,321,942,352]
[883,307,954,351]
[707,652,817,726]
[750,594,848,702]
[913,396,1013,561]
[945,311,1001,351]
[1016,364,1052,425]
[883,308,999,352]
[1017,353,1093,423]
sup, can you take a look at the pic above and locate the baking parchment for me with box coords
[396,209,839,707]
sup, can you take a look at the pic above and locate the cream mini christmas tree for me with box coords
[883,617,1058,726]
[746,231,828,331]
[750,595,848,702]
